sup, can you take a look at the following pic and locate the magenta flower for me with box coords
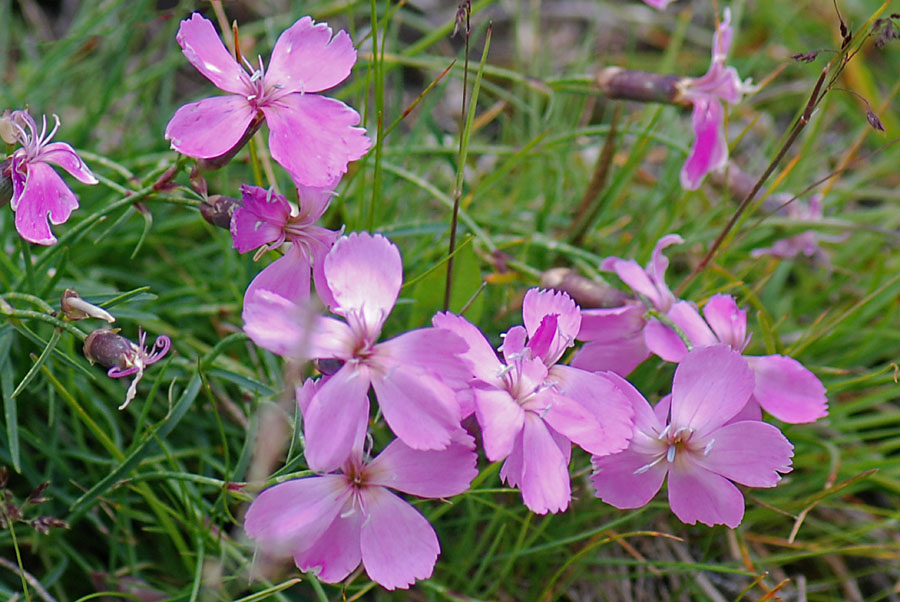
[592,346,794,528]
[572,234,683,376]
[677,9,754,190]
[434,289,634,514]
[245,436,477,590]
[233,182,341,316]
[751,194,842,266]
[642,0,675,9]
[4,110,97,245]
[165,13,370,186]
[82,328,171,411]
[243,232,470,472]
[643,293,828,423]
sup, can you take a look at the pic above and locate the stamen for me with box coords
[634,455,664,474]
[703,438,715,456]
[666,444,676,463]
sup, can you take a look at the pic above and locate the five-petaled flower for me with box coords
[245,432,477,590]
[165,13,371,186]
[592,346,794,528]
[3,110,97,245]
[435,289,634,514]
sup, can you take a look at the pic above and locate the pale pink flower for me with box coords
[243,232,470,472]
[165,13,370,186]
[3,110,97,245]
[435,289,634,514]
[245,436,477,590]
[643,0,675,9]
[751,194,843,266]
[677,9,754,190]
[592,346,794,528]
[643,293,828,423]
[572,234,683,376]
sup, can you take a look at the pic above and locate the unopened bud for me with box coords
[151,164,180,192]
[61,289,115,323]
[596,67,684,104]
[540,268,631,309]
[200,195,241,230]
[196,114,264,172]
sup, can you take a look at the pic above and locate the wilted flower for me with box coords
[676,9,755,190]
[2,110,97,245]
[245,436,477,590]
[592,346,794,528]
[165,13,370,186]
[83,328,171,410]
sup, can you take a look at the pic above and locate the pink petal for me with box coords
[175,13,246,94]
[515,414,571,514]
[244,245,311,309]
[231,185,291,253]
[702,294,747,350]
[521,288,581,363]
[647,234,684,294]
[746,355,828,423]
[359,487,439,590]
[432,312,504,387]
[39,142,98,184]
[242,289,305,358]
[244,474,349,556]
[643,320,688,363]
[473,387,525,461]
[605,259,663,309]
[671,301,718,348]
[712,8,734,62]
[296,181,338,222]
[544,366,634,456]
[165,95,255,159]
[295,378,319,415]
[293,499,362,584]
[267,16,357,94]
[367,437,477,498]
[309,316,356,359]
[667,463,745,528]
[680,98,728,191]
[591,448,667,509]
[694,421,793,487]
[727,398,763,423]
[671,346,754,436]
[371,366,462,450]
[263,93,370,188]
[500,325,528,364]
[303,364,371,472]
[577,304,646,342]
[570,337,649,377]
[322,232,401,330]
[12,162,78,245]
[376,328,471,389]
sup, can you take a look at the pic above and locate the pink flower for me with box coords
[644,294,828,423]
[591,346,794,528]
[572,234,683,376]
[435,289,634,514]
[243,232,470,472]
[642,0,675,9]
[4,110,97,245]
[165,13,370,186]
[234,183,341,316]
[677,9,754,190]
[751,194,842,266]
[244,436,477,590]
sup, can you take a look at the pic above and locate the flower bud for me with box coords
[61,289,115,323]
[200,195,241,230]
[596,67,685,104]
[0,110,18,145]
[540,268,631,309]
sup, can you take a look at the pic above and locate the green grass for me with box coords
[2,0,900,600]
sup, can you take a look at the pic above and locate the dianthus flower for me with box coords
[83,328,171,410]
[643,293,828,423]
[233,182,341,312]
[677,9,754,190]
[435,289,634,514]
[243,232,470,472]
[2,110,97,245]
[245,434,477,590]
[572,234,683,376]
[165,13,370,186]
[751,194,842,267]
[592,346,794,528]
